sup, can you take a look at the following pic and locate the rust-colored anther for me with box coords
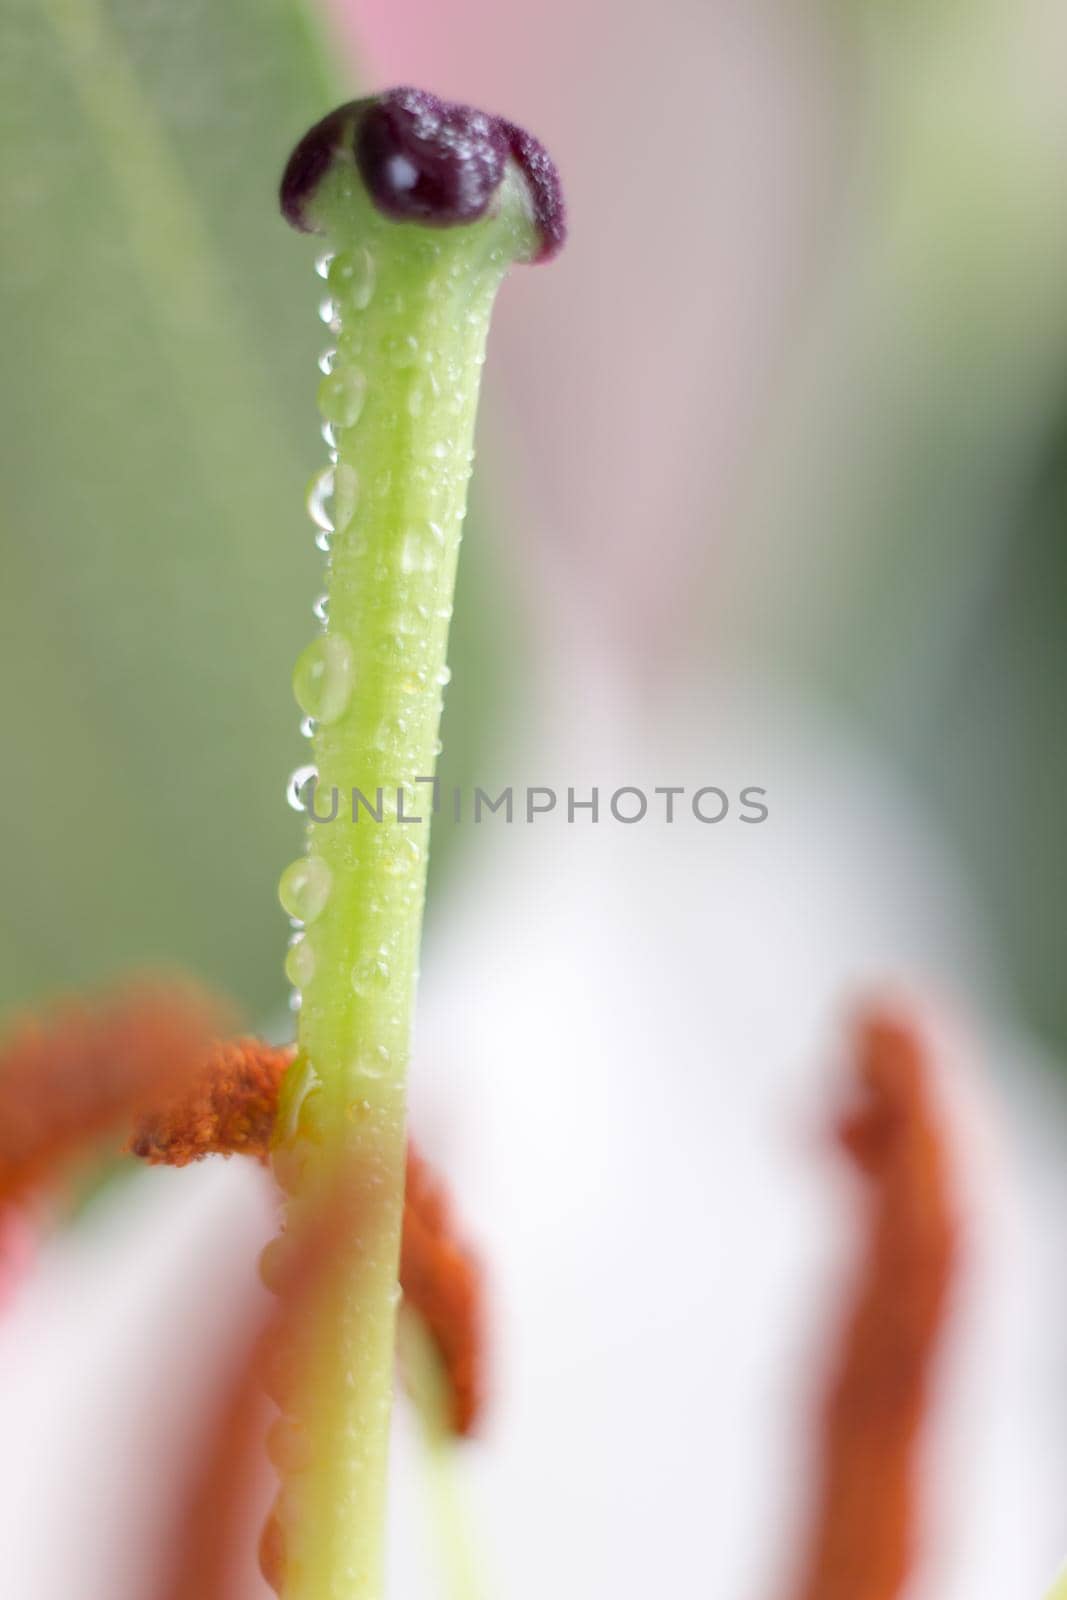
[127,1043,487,1437]
[157,1164,378,1600]
[0,982,225,1206]
[402,1143,485,1435]
[789,1007,959,1600]
[0,981,487,1593]
[129,1038,294,1165]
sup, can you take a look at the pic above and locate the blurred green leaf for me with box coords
[0,0,336,1020]
[918,397,1067,1048]
[0,0,519,1021]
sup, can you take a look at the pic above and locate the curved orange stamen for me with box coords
[127,1038,486,1437]
[789,1007,959,1600]
[401,1143,485,1436]
[0,982,225,1206]
[129,1038,294,1165]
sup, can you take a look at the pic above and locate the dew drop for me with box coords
[351,949,391,995]
[288,990,303,1013]
[285,765,319,814]
[318,348,337,376]
[318,295,340,330]
[331,466,360,529]
[285,935,316,989]
[306,464,359,543]
[321,419,338,451]
[329,245,376,311]
[277,1053,323,1143]
[356,1046,390,1082]
[436,664,452,687]
[314,251,335,280]
[299,714,317,739]
[306,468,335,533]
[293,633,355,725]
[278,855,332,923]
[312,593,330,625]
[318,367,367,429]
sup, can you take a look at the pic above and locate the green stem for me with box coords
[398,1307,489,1600]
[269,122,547,1600]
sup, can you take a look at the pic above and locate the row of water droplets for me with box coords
[260,256,380,1598]
[276,239,435,1112]
[282,246,373,1018]
[279,234,481,1112]
[284,235,477,992]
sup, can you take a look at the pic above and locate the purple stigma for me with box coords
[279,104,351,233]
[280,89,566,264]
[356,89,507,229]
[498,120,566,263]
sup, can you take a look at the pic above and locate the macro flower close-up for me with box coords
[2,1,1067,1597]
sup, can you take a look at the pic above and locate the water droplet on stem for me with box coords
[329,245,376,311]
[293,634,355,725]
[285,765,319,814]
[317,367,368,429]
[278,855,332,922]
